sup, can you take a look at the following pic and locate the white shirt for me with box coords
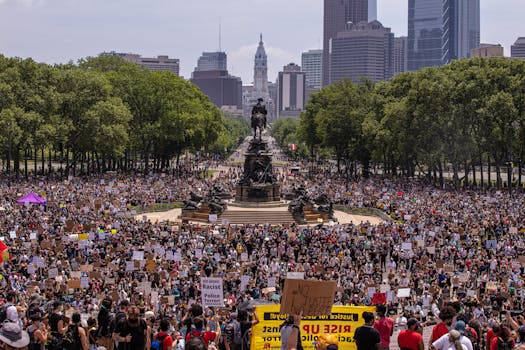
[433,333,473,350]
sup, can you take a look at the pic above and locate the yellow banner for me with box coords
[251,305,375,350]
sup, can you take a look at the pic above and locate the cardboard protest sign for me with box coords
[80,265,93,272]
[201,278,224,307]
[68,279,81,289]
[444,264,454,273]
[280,279,337,316]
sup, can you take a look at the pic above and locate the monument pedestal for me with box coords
[235,184,281,202]
[235,137,281,204]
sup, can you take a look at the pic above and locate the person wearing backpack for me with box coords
[64,312,88,350]
[151,319,174,350]
[98,298,115,350]
[185,316,217,348]
[490,325,514,350]
[26,312,48,350]
[237,310,258,350]
[224,313,242,350]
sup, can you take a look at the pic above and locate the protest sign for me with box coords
[251,305,374,350]
[371,293,387,305]
[201,277,224,307]
[397,288,411,298]
[280,279,337,316]
[286,272,304,280]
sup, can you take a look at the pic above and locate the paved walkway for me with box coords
[135,206,383,226]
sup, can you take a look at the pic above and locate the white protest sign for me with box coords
[240,275,251,292]
[125,261,135,272]
[132,251,144,261]
[201,278,224,307]
[241,253,248,262]
[213,253,221,262]
[286,272,305,280]
[397,288,411,298]
[195,249,203,259]
[401,242,412,251]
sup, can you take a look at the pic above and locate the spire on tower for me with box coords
[260,33,263,43]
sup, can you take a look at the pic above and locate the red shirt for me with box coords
[374,317,394,347]
[431,323,450,343]
[398,329,423,350]
[487,328,495,348]
[185,329,217,347]
[156,331,173,350]
[491,337,515,350]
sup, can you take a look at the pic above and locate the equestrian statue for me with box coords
[251,98,267,140]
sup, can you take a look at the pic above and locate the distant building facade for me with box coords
[301,49,323,90]
[190,70,242,110]
[276,63,306,118]
[393,36,408,75]
[101,52,180,75]
[407,0,480,71]
[323,0,369,86]
[195,52,227,71]
[329,20,394,84]
[511,37,525,59]
[470,44,504,58]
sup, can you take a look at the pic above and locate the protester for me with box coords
[354,311,380,350]
[374,305,394,350]
[313,334,338,350]
[397,318,423,350]
[0,321,30,349]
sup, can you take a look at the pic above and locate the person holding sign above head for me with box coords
[354,311,380,350]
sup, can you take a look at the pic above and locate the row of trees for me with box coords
[0,55,249,177]
[275,58,525,190]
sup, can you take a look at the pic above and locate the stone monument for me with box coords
[235,99,280,202]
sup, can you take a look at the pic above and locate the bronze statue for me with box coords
[251,98,267,140]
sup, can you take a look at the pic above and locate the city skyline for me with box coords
[0,0,524,84]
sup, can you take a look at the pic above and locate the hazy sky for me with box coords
[0,0,523,84]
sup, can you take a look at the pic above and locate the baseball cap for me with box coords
[315,334,338,350]
[455,320,466,334]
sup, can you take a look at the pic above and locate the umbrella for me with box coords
[238,299,274,311]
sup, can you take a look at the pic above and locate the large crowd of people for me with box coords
[0,141,525,350]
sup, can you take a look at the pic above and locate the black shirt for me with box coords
[354,325,380,350]
[115,318,147,350]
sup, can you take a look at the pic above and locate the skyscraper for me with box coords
[301,49,323,90]
[195,52,227,71]
[329,21,394,84]
[511,37,525,59]
[408,0,480,71]
[277,63,306,118]
[254,34,269,95]
[443,0,480,61]
[393,36,408,75]
[322,0,369,86]
[407,0,443,71]
[368,0,377,21]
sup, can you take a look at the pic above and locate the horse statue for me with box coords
[251,98,267,140]
[251,113,266,140]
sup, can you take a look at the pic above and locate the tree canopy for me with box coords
[0,55,249,177]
